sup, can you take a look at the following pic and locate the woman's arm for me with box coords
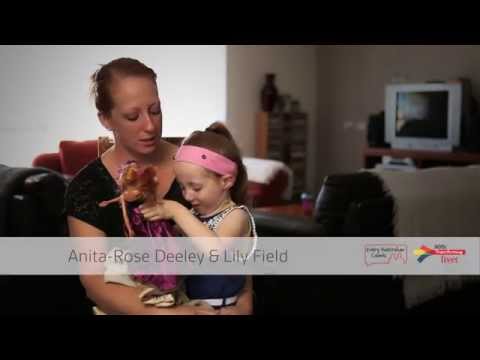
[69,216,214,315]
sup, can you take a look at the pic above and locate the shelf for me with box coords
[256,111,308,195]
[364,147,480,169]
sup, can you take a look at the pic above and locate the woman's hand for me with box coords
[170,304,219,315]
[140,200,177,221]
[142,303,218,315]
[218,276,254,315]
[218,303,252,315]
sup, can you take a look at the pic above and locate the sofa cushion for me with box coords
[59,140,98,176]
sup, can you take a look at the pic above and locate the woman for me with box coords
[65,57,253,315]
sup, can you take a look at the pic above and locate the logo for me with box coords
[414,245,466,264]
[364,244,408,266]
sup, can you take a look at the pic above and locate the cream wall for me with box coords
[226,45,319,193]
[227,45,480,196]
[317,45,480,187]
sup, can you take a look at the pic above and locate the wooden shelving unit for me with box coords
[256,111,307,198]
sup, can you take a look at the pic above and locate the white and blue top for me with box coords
[185,205,257,307]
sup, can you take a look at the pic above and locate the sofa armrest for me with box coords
[32,153,62,173]
[252,210,327,237]
[12,172,69,236]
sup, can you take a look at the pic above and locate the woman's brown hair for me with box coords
[90,57,157,115]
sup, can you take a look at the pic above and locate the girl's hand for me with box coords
[140,200,176,221]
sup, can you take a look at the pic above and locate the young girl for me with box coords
[140,122,257,312]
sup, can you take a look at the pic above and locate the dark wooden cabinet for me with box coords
[256,111,307,198]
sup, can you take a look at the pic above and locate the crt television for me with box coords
[385,83,462,151]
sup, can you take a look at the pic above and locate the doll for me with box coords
[98,161,187,308]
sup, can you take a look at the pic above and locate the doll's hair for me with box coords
[119,161,157,196]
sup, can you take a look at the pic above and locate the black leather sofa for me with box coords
[252,171,480,316]
[0,165,91,315]
[2,164,479,316]
[252,172,405,316]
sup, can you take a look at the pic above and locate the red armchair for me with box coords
[243,157,293,207]
[246,170,290,207]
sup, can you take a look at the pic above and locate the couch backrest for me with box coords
[371,165,480,236]
[33,137,185,177]
[59,140,98,176]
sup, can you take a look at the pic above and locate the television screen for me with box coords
[395,91,448,139]
[385,83,462,151]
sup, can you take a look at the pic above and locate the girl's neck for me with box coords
[199,196,235,218]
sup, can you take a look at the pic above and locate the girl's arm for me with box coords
[141,200,255,315]
[140,200,251,253]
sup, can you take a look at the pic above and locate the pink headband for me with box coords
[174,145,238,176]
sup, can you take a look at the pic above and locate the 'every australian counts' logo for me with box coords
[364,244,407,266]
[414,245,466,264]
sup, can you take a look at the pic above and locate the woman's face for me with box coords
[101,76,162,157]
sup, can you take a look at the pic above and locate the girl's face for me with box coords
[174,161,233,215]
[100,76,162,158]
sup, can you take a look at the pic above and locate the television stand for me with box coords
[364,147,480,169]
